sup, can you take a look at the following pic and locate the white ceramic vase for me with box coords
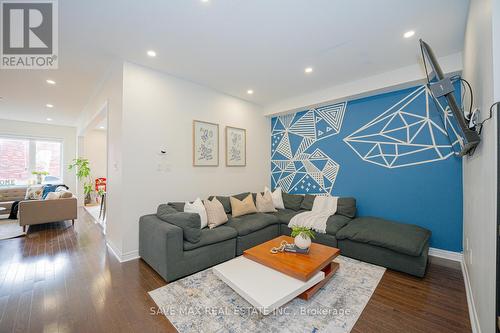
[294,233,311,249]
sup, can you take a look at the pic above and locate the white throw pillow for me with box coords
[264,186,285,210]
[45,192,61,200]
[184,198,208,229]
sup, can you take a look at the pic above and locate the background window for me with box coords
[0,136,63,186]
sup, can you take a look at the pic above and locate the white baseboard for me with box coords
[106,241,140,263]
[428,247,463,262]
[460,258,481,333]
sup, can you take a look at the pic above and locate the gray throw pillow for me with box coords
[156,204,202,243]
[282,192,304,211]
[233,192,251,201]
[337,197,357,218]
[167,202,185,212]
[300,194,316,210]
[158,204,179,216]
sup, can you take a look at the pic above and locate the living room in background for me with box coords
[0,135,63,185]
[271,83,463,252]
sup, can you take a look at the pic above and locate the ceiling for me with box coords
[0,0,470,126]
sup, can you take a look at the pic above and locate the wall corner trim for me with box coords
[461,258,482,333]
[106,241,140,263]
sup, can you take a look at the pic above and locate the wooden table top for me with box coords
[243,235,340,281]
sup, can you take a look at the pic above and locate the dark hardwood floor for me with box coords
[0,209,471,333]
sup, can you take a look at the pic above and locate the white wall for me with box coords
[116,62,270,256]
[462,0,498,332]
[77,62,124,254]
[83,129,107,179]
[0,119,77,192]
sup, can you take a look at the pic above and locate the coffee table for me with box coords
[213,236,340,314]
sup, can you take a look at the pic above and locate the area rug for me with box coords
[0,219,24,240]
[149,256,385,333]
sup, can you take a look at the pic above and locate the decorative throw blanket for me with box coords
[288,196,338,233]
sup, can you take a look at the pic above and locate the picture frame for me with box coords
[193,120,219,167]
[225,126,246,167]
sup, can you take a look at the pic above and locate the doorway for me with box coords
[79,105,108,233]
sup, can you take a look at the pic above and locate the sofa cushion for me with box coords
[226,213,279,236]
[337,197,356,218]
[300,195,316,210]
[157,204,202,243]
[272,209,304,224]
[282,192,304,211]
[183,225,237,251]
[325,215,352,236]
[158,204,178,216]
[336,217,431,257]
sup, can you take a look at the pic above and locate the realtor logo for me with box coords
[1,0,58,69]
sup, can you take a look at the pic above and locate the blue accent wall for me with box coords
[271,84,463,252]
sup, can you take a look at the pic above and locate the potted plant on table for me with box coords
[32,170,49,184]
[291,226,315,250]
[68,158,93,205]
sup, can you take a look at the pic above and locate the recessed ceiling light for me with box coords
[247,89,254,95]
[404,30,415,38]
[46,79,56,85]
[201,0,209,2]
[304,67,313,74]
[46,118,52,121]
[46,104,54,108]
[147,50,157,57]
[99,126,105,129]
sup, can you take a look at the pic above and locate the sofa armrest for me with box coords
[19,197,77,226]
[139,214,184,282]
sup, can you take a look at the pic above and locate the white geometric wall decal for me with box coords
[271,102,346,195]
[343,85,459,168]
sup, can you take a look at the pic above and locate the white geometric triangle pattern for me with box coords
[343,85,459,168]
[271,102,346,195]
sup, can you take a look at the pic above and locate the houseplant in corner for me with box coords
[32,170,49,184]
[68,158,93,205]
[291,226,315,250]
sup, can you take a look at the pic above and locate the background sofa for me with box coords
[139,192,431,282]
[0,187,26,212]
[19,196,78,232]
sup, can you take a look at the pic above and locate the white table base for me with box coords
[213,256,325,315]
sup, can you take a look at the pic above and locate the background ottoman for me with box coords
[336,217,431,277]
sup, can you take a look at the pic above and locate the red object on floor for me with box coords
[95,178,106,192]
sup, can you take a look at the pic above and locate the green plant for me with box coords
[291,226,316,239]
[31,170,49,176]
[68,158,94,199]
[97,188,105,196]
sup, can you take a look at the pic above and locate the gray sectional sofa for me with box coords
[139,192,431,282]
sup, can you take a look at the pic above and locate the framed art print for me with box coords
[225,126,246,167]
[193,120,219,166]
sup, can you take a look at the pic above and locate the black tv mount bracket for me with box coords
[429,78,455,98]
